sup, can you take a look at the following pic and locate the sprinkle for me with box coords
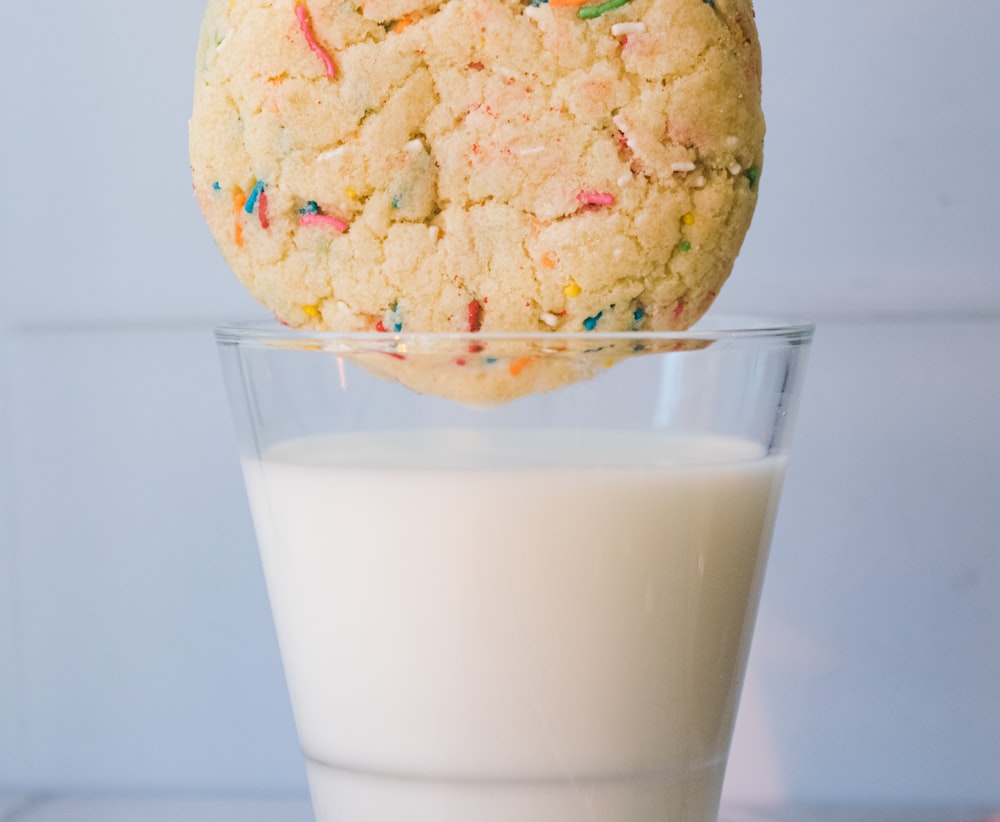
[578,190,615,206]
[702,0,715,7]
[671,161,696,173]
[729,162,743,176]
[299,200,320,214]
[302,304,321,318]
[295,4,337,79]
[634,308,644,320]
[540,312,559,328]
[673,301,685,319]
[317,147,345,162]
[468,298,483,332]
[610,21,645,36]
[233,187,246,247]
[212,181,221,191]
[258,190,270,229]
[509,356,533,377]
[682,212,695,226]
[726,135,740,149]
[541,252,558,269]
[679,240,692,252]
[391,195,402,209]
[616,172,632,187]
[403,138,423,154]
[579,0,633,18]
[583,311,603,331]
[428,225,440,242]
[516,146,546,156]
[549,0,589,5]
[300,213,349,232]
[392,13,416,33]
[485,357,498,365]
[745,164,761,189]
[244,180,265,214]
[692,175,707,188]
[564,279,582,297]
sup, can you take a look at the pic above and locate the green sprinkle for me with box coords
[745,165,760,190]
[679,241,692,252]
[579,0,632,20]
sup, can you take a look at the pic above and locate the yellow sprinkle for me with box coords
[346,186,358,200]
[302,304,321,319]
[564,279,582,298]
[682,212,695,226]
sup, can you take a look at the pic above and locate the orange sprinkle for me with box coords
[393,13,415,32]
[509,356,533,377]
[541,252,558,269]
[233,187,246,246]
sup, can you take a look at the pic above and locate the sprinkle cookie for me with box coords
[190,0,764,335]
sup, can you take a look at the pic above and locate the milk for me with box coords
[242,429,786,822]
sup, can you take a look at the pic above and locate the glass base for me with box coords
[305,756,724,822]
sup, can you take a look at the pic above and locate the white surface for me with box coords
[0,799,997,822]
[0,0,998,807]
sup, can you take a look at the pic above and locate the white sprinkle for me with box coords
[318,146,346,162]
[523,5,544,20]
[428,226,440,242]
[517,146,546,156]
[726,135,740,149]
[611,22,646,36]
[617,172,632,187]
[670,161,696,173]
[728,162,743,176]
[540,312,559,328]
[403,139,423,154]
[692,175,706,188]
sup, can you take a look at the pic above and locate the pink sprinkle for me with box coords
[295,4,337,79]
[300,213,349,232]
[673,301,685,319]
[578,191,615,207]
[258,191,270,229]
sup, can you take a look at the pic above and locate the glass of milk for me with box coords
[216,317,813,822]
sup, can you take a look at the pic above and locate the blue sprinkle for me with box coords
[485,357,498,365]
[583,311,603,331]
[299,200,320,215]
[391,195,401,209]
[394,322,402,332]
[212,181,221,191]
[244,180,265,214]
[702,0,715,6]
[633,308,644,321]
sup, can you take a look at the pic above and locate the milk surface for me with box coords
[242,430,786,822]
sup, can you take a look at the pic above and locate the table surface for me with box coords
[1,798,997,822]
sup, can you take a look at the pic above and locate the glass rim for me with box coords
[215,314,814,348]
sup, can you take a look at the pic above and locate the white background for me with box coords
[1,0,998,804]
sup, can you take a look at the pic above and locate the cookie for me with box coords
[190,0,764,336]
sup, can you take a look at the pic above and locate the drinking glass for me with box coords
[216,316,812,822]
